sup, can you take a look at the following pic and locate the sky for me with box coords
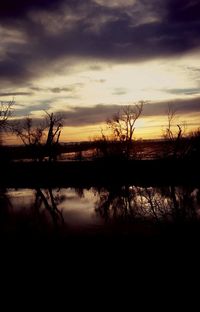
[1,0,200,143]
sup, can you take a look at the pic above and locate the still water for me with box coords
[1,185,200,237]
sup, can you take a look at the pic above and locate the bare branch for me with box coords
[0,100,13,129]
[12,117,46,146]
[106,101,144,158]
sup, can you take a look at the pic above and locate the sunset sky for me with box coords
[1,0,200,143]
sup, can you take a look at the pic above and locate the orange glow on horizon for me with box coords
[2,113,199,146]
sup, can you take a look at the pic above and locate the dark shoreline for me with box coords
[1,159,199,188]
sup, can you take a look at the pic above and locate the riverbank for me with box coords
[1,159,199,188]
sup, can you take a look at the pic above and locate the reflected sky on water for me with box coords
[1,185,200,237]
[4,188,102,230]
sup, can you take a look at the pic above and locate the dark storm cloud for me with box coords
[29,83,82,93]
[0,56,32,84]
[112,88,128,95]
[0,92,33,97]
[165,88,200,95]
[55,97,200,127]
[143,97,200,117]
[0,0,64,19]
[10,96,200,126]
[60,104,120,126]
[1,0,200,85]
[14,101,52,116]
[168,0,200,22]
[30,86,76,93]
[50,87,74,93]
[89,65,104,71]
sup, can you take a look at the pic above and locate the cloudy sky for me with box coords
[1,0,200,143]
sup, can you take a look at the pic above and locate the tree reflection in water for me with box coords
[94,185,200,225]
[1,185,200,239]
[34,188,64,228]
[0,187,65,240]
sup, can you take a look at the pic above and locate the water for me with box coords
[1,185,200,238]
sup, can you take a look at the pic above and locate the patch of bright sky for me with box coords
[17,53,200,118]
[7,52,200,142]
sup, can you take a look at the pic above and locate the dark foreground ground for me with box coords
[1,214,200,300]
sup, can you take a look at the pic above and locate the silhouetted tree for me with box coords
[0,100,13,147]
[0,100,12,130]
[12,116,45,147]
[44,112,62,161]
[12,112,62,161]
[162,104,186,159]
[107,102,144,158]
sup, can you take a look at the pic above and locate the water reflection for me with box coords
[94,185,200,224]
[1,185,200,237]
[2,187,100,232]
[34,188,64,227]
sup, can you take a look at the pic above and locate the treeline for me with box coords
[0,100,200,162]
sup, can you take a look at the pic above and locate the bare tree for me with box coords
[163,104,176,141]
[0,100,13,129]
[107,101,144,158]
[44,112,62,161]
[163,104,186,159]
[12,112,63,161]
[12,117,45,147]
[0,100,13,146]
